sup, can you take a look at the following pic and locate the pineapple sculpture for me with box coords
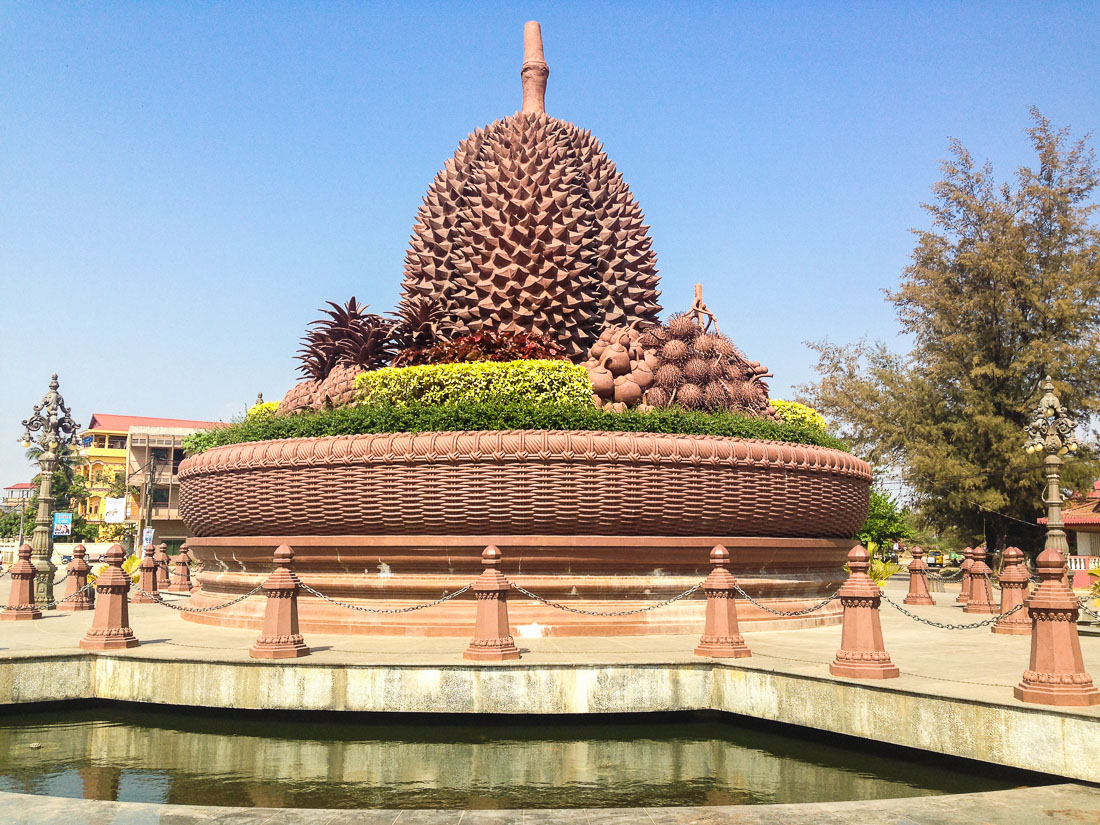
[584,285,777,418]
[397,22,661,359]
[279,298,396,415]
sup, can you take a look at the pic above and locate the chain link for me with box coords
[299,581,473,613]
[52,572,69,586]
[880,592,1024,629]
[510,581,702,616]
[731,584,840,616]
[135,584,265,613]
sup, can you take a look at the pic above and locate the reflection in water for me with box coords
[0,709,1033,809]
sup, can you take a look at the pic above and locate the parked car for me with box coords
[924,549,945,568]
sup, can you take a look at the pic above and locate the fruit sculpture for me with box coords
[280,298,394,414]
[277,23,774,421]
[396,22,661,359]
[584,285,776,418]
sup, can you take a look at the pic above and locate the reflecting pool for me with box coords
[0,708,1039,809]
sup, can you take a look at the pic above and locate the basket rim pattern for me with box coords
[179,429,870,480]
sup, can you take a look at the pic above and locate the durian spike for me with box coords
[521,21,549,114]
[690,283,720,334]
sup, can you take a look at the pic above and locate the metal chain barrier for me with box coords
[135,584,265,613]
[1078,597,1100,622]
[511,581,702,616]
[927,570,963,582]
[732,584,839,616]
[52,572,69,586]
[46,580,97,608]
[880,592,1024,629]
[0,581,96,612]
[299,581,473,614]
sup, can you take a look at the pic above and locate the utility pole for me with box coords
[140,453,159,550]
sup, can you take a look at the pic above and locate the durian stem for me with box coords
[521,21,549,114]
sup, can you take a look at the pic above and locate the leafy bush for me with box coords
[844,557,903,585]
[771,399,827,433]
[392,330,566,366]
[184,399,851,454]
[355,360,592,408]
[858,488,915,553]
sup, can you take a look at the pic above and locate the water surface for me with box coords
[0,708,1037,809]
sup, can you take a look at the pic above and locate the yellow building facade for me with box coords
[76,413,219,547]
[76,416,136,537]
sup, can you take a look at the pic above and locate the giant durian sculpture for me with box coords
[397,22,661,359]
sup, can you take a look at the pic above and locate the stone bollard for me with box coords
[0,544,42,620]
[1014,547,1099,706]
[80,544,139,650]
[249,545,310,659]
[464,545,521,661]
[131,545,160,604]
[166,542,193,594]
[57,544,95,612]
[903,546,935,606]
[955,547,974,603]
[992,546,1032,636]
[154,543,171,589]
[695,545,751,658]
[830,545,899,679]
[963,546,997,614]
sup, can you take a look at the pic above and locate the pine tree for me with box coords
[801,110,1100,551]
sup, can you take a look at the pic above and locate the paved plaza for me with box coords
[2,578,1098,708]
[1,576,1099,823]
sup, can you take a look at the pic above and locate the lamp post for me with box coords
[19,374,81,607]
[1024,376,1079,559]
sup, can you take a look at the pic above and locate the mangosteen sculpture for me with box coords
[397,21,661,359]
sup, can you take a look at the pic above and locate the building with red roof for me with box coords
[2,482,36,512]
[78,412,220,551]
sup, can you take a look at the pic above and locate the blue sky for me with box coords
[2,1,1098,485]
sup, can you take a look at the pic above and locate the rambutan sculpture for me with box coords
[583,286,777,418]
[397,22,661,359]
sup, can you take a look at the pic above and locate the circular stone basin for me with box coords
[0,708,1039,809]
[178,430,871,635]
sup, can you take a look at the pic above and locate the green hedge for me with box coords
[356,360,592,407]
[184,400,850,454]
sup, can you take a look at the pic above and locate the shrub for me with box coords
[392,330,566,366]
[183,399,851,454]
[247,401,279,418]
[770,399,827,433]
[355,360,592,408]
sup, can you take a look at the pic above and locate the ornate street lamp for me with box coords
[1024,376,1079,559]
[19,374,81,607]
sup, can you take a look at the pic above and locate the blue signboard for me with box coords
[52,512,73,537]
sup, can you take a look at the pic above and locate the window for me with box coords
[152,487,169,505]
[107,435,127,450]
